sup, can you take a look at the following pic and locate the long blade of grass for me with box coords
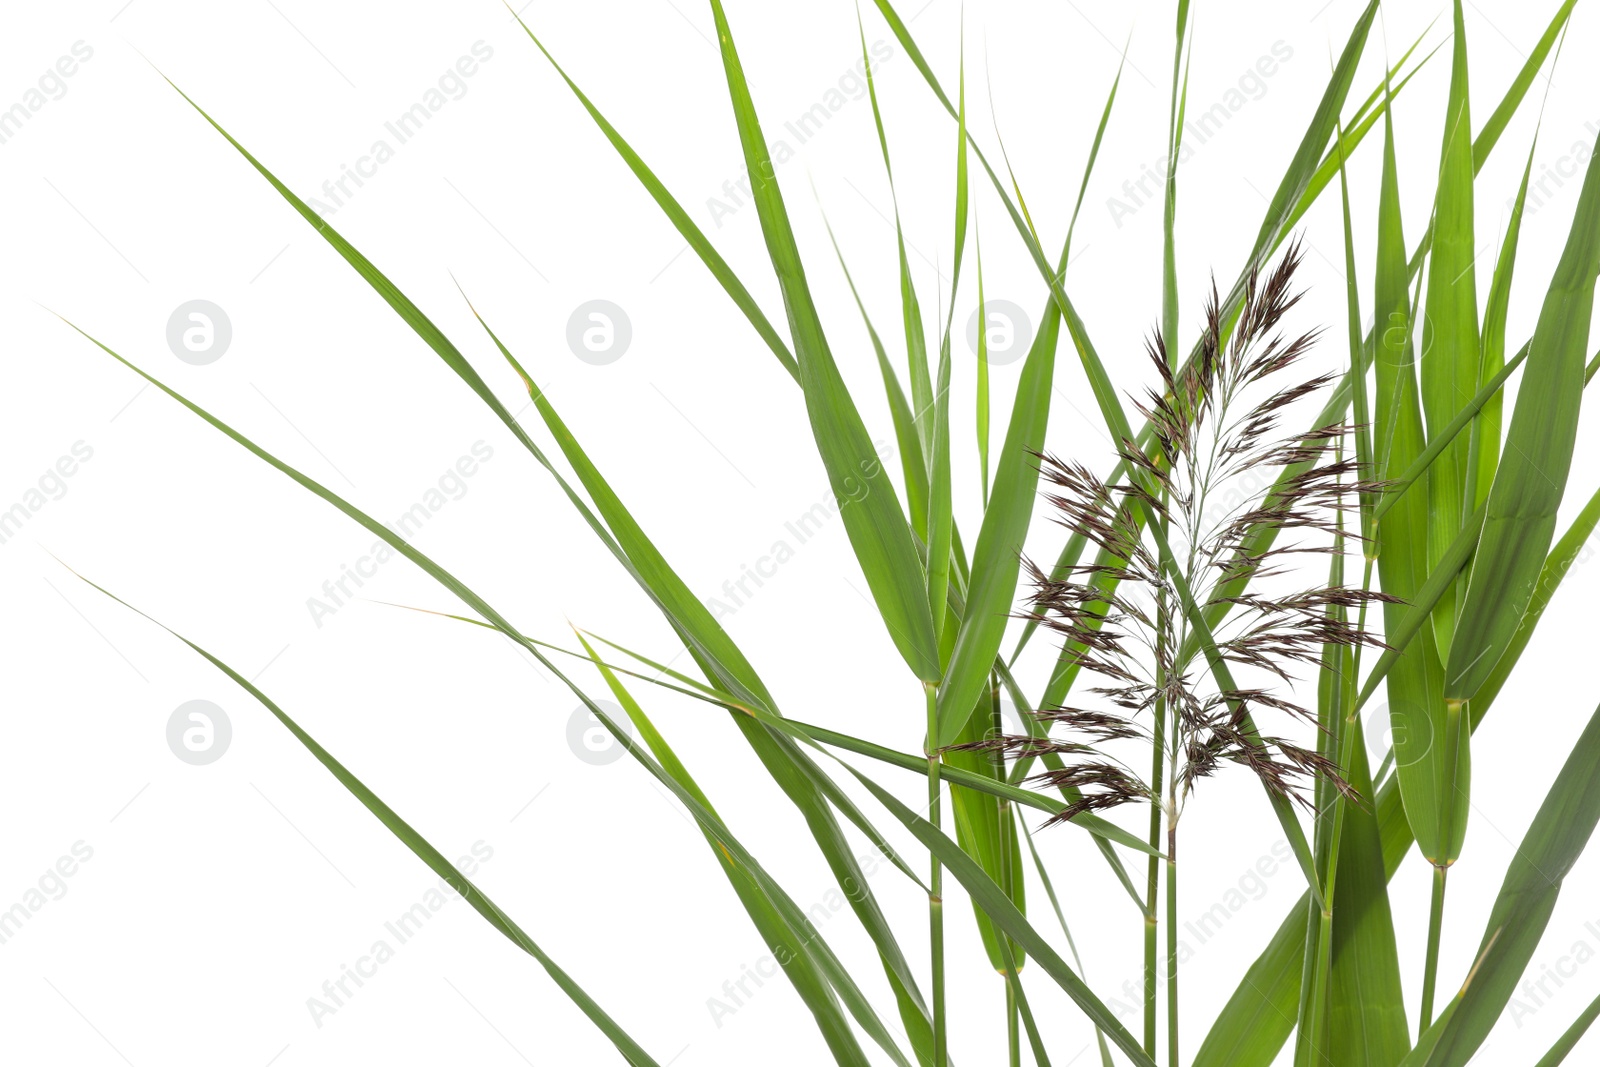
[507,9,797,380]
[926,32,963,646]
[68,325,919,1063]
[930,40,1118,748]
[573,634,921,1067]
[708,0,940,683]
[1473,477,1600,716]
[566,626,1160,857]
[468,303,942,1059]
[1446,121,1600,701]
[1194,479,1600,1067]
[975,222,991,507]
[1401,699,1600,1067]
[1306,107,1408,1067]
[856,5,934,463]
[1021,824,1113,1067]
[945,684,1027,976]
[1419,0,1480,669]
[1471,0,1580,169]
[1533,990,1600,1067]
[840,762,1158,1067]
[817,201,930,535]
[997,51,1123,659]
[933,263,1061,743]
[1325,714,1411,1065]
[1471,130,1540,510]
[1360,67,1461,1001]
[1020,0,1565,680]
[72,575,666,1066]
[1374,341,1529,524]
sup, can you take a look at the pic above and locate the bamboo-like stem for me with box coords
[1006,980,1020,1067]
[992,679,1021,1067]
[1165,799,1179,1067]
[1145,648,1168,1057]
[1420,863,1449,1031]
[925,681,946,1067]
[1292,896,1322,1067]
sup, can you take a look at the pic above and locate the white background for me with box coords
[2,0,1598,1064]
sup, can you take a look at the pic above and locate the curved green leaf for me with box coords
[709,0,939,682]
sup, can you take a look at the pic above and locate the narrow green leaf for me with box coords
[709,0,940,682]
[1366,65,1464,870]
[1002,51,1125,660]
[1325,716,1411,1066]
[574,634,918,1067]
[74,577,665,1067]
[1403,700,1600,1066]
[817,203,931,563]
[856,6,933,463]
[1021,824,1113,1066]
[1447,119,1600,700]
[467,305,942,1059]
[975,222,991,508]
[69,314,925,1067]
[945,684,1026,973]
[1471,0,1580,169]
[1195,482,1600,1067]
[1533,989,1600,1067]
[508,9,797,380]
[840,762,1158,1067]
[1374,341,1529,524]
[1474,478,1600,716]
[930,43,1121,747]
[1419,0,1481,661]
[1472,133,1539,509]
[934,289,1060,743]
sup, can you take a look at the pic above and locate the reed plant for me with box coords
[55,0,1600,1062]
